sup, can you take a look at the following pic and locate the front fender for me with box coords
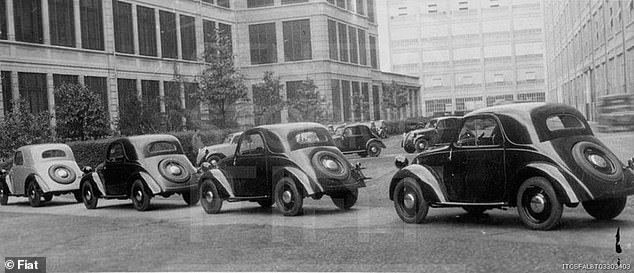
[138,172,164,195]
[276,166,322,196]
[200,169,235,198]
[520,163,588,204]
[81,173,106,196]
[388,164,446,202]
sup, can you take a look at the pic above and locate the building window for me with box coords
[14,0,43,44]
[494,73,504,83]
[49,0,75,47]
[247,0,273,8]
[341,80,351,121]
[180,15,197,61]
[432,78,443,87]
[53,74,78,89]
[361,83,370,119]
[351,81,361,121]
[338,23,348,62]
[331,80,342,122]
[117,78,137,115]
[397,6,407,16]
[0,0,6,40]
[219,23,232,55]
[85,76,108,111]
[80,0,104,50]
[164,81,182,121]
[372,85,380,119]
[217,0,230,8]
[458,1,468,10]
[283,19,312,62]
[367,0,375,22]
[137,6,157,57]
[18,72,48,114]
[1,71,12,114]
[356,0,364,15]
[282,0,308,4]
[113,1,133,54]
[203,19,216,61]
[160,11,177,59]
[525,71,536,81]
[358,29,367,66]
[348,26,358,64]
[328,20,338,60]
[518,92,545,102]
[490,0,499,8]
[336,0,345,9]
[141,80,160,114]
[369,35,378,68]
[184,82,199,115]
[249,23,277,64]
[428,3,438,13]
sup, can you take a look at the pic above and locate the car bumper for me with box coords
[317,176,366,193]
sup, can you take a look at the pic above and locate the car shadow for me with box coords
[9,200,80,207]
[217,205,359,216]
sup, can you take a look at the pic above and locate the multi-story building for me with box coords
[0,0,419,129]
[384,0,546,116]
[543,0,634,121]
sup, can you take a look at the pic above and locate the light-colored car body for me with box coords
[195,132,242,166]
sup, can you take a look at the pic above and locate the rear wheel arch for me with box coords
[274,170,309,197]
[510,167,572,206]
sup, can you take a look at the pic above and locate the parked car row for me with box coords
[1,103,633,231]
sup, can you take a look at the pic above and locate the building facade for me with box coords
[544,0,634,121]
[0,0,419,130]
[385,0,546,116]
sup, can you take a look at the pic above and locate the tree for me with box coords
[193,28,248,128]
[287,78,327,123]
[252,71,285,125]
[351,91,370,122]
[0,99,53,159]
[382,81,409,120]
[54,83,111,140]
[117,93,161,136]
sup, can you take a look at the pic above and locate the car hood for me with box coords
[196,143,237,163]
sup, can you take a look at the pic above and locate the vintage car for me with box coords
[401,116,461,153]
[0,144,83,207]
[195,131,243,166]
[389,102,634,230]
[597,94,634,132]
[332,124,386,157]
[80,134,199,211]
[198,122,367,216]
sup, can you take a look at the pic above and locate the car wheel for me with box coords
[572,142,623,183]
[82,182,98,209]
[206,155,222,165]
[367,143,382,157]
[463,206,488,215]
[415,139,429,153]
[0,181,9,206]
[43,193,53,202]
[182,190,200,206]
[403,143,416,154]
[27,181,43,207]
[393,178,428,224]
[274,177,303,216]
[257,199,273,208]
[199,180,223,214]
[582,197,627,220]
[72,190,83,203]
[331,188,358,210]
[131,180,151,211]
[516,177,563,230]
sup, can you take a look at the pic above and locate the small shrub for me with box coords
[54,83,111,140]
[0,99,54,159]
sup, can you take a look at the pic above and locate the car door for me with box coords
[102,142,127,195]
[232,132,269,197]
[343,126,364,151]
[445,115,506,203]
[10,151,27,194]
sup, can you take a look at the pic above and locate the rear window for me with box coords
[288,128,334,150]
[42,149,67,159]
[546,114,586,131]
[147,141,178,154]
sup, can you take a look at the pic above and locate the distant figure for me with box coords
[370,121,378,135]
[191,129,204,154]
[327,124,334,135]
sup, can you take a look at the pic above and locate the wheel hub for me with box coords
[282,190,293,204]
[370,147,377,153]
[530,194,546,213]
[403,193,416,209]
[205,191,214,202]
[135,190,143,202]
[84,190,92,200]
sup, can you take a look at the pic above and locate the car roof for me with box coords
[17,143,75,163]
[431,116,461,121]
[115,134,182,159]
[467,102,579,118]
[256,122,327,136]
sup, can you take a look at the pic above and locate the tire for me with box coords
[415,138,429,153]
[516,177,563,230]
[206,155,222,165]
[27,181,43,207]
[257,199,274,208]
[582,197,627,220]
[82,181,99,209]
[131,180,151,211]
[72,190,83,203]
[274,177,304,216]
[331,188,358,210]
[392,178,429,224]
[0,181,9,206]
[182,190,200,206]
[199,180,223,214]
[43,193,53,202]
[463,206,487,215]
[367,143,382,157]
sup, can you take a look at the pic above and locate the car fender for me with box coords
[30,174,51,193]
[389,164,447,203]
[138,172,164,195]
[365,139,386,149]
[277,166,322,196]
[520,163,584,204]
[200,169,235,198]
[5,175,14,194]
[81,173,107,196]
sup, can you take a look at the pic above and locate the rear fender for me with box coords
[388,164,446,202]
[519,163,585,204]
[138,172,164,195]
[275,166,321,196]
[30,175,51,193]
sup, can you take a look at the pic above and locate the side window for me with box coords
[14,152,24,166]
[343,128,353,136]
[238,133,266,155]
[107,143,125,161]
[456,116,501,147]
[437,120,446,129]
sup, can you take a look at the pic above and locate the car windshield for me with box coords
[425,120,437,129]
[42,149,67,159]
[288,128,334,150]
[147,141,178,155]
[224,133,241,144]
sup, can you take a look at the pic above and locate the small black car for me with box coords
[332,124,386,157]
[390,103,634,230]
[401,116,461,153]
[80,135,199,211]
[198,122,367,216]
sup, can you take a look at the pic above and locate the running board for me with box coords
[431,202,507,208]
[226,196,269,202]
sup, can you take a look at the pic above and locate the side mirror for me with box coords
[394,155,409,169]
[81,166,93,174]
